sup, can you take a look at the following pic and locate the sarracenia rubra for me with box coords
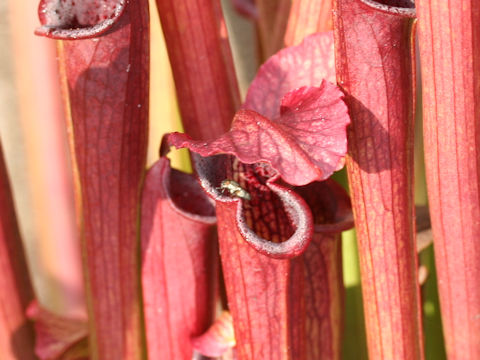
[8,0,477,357]
[417,1,480,358]
[36,1,149,358]
[141,157,217,359]
[0,140,36,360]
[155,0,240,140]
[333,0,423,359]
[165,33,351,359]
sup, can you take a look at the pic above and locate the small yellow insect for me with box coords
[217,179,251,200]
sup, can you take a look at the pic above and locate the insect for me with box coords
[217,179,251,200]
